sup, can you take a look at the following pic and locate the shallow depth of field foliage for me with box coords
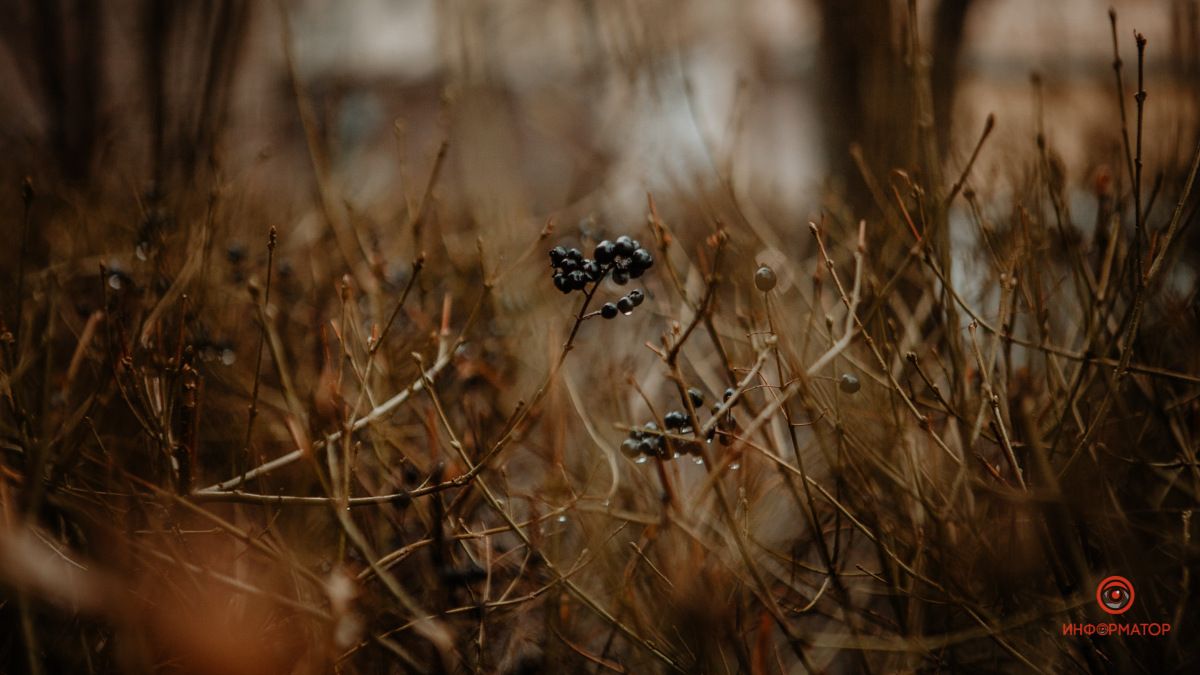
[2,1,1200,673]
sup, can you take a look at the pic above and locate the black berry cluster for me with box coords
[593,235,653,285]
[549,235,654,302]
[549,246,600,293]
[621,387,739,461]
[620,422,669,460]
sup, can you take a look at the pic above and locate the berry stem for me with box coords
[471,262,611,472]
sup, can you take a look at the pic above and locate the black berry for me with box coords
[600,303,618,319]
[553,274,571,293]
[630,248,654,271]
[664,411,687,429]
[581,259,601,281]
[627,289,645,306]
[687,387,704,407]
[226,243,246,265]
[594,240,616,264]
[617,296,634,314]
[612,269,630,285]
[614,236,634,257]
[549,246,567,266]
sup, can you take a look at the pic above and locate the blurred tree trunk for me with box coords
[142,0,252,185]
[814,0,908,199]
[0,1,250,185]
[931,0,972,157]
[815,0,974,207]
[27,0,103,183]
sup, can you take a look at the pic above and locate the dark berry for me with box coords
[754,265,777,292]
[581,259,601,281]
[839,373,861,394]
[617,296,634,314]
[568,270,587,289]
[594,240,616,265]
[612,269,630,285]
[559,257,578,273]
[621,438,640,458]
[664,411,687,429]
[643,421,659,432]
[553,274,571,293]
[630,248,654,271]
[627,289,645,306]
[636,439,655,455]
[724,387,736,400]
[687,387,704,407]
[614,236,634,257]
[549,246,567,265]
[600,303,618,319]
[226,243,246,265]
[566,248,583,262]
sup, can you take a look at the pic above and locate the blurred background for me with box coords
[4,0,1198,340]
[1,0,1197,215]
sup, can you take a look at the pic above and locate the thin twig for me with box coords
[240,226,276,479]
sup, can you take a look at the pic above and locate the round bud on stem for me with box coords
[754,265,777,292]
[838,373,861,394]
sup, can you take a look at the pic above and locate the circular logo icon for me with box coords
[1096,576,1134,615]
